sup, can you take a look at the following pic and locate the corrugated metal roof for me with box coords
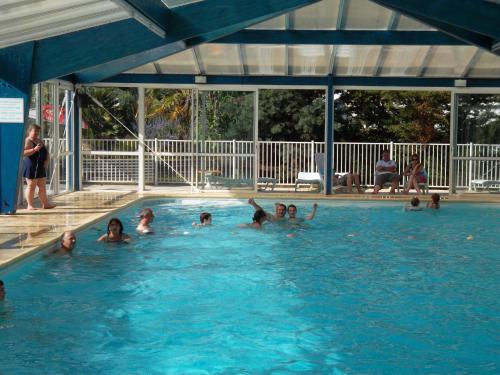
[0,0,130,49]
[126,0,500,79]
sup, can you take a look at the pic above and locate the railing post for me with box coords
[468,142,473,191]
[389,141,394,160]
[137,87,145,192]
[310,140,315,172]
[232,139,237,179]
[154,138,159,186]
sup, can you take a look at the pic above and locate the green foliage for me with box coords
[457,94,500,144]
[199,91,254,141]
[145,88,192,139]
[82,87,138,139]
[259,90,325,141]
[80,87,457,144]
[334,90,450,143]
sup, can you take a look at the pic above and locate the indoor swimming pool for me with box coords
[0,199,499,374]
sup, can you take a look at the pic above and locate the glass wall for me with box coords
[20,82,75,203]
[455,93,500,192]
[80,87,138,186]
[195,89,257,190]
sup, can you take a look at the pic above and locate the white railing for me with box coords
[80,139,500,189]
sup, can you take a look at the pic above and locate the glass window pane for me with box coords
[289,45,333,75]
[292,0,339,30]
[343,0,392,30]
[423,46,477,77]
[378,46,429,76]
[156,49,198,74]
[467,51,500,78]
[247,15,286,30]
[244,45,285,75]
[333,45,380,76]
[396,15,435,30]
[197,44,241,74]
[127,64,157,74]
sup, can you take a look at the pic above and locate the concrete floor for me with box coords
[1,186,498,271]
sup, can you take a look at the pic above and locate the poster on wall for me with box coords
[0,98,24,123]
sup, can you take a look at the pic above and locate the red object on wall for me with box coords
[42,103,65,124]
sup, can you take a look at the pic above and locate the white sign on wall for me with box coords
[0,98,24,123]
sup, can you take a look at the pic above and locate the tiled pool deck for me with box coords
[1,188,499,270]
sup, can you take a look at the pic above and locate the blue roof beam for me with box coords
[213,30,468,46]
[103,73,500,88]
[76,0,321,83]
[28,0,319,84]
[112,0,170,37]
[370,0,500,55]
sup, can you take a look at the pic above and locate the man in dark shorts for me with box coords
[373,149,400,194]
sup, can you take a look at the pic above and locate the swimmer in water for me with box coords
[405,197,422,211]
[248,198,286,221]
[137,208,155,233]
[238,209,267,229]
[98,218,131,243]
[287,203,318,221]
[193,212,212,227]
[51,231,77,255]
[427,193,440,209]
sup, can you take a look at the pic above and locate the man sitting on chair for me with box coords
[333,172,363,193]
[373,149,400,194]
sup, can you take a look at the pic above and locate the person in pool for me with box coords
[98,218,131,243]
[287,203,318,221]
[137,208,155,233]
[405,197,422,211]
[0,280,5,300]
[238,209,267,229]
[248,198,286,221]
[193,212,212,227]
[52,231,77,255]
[427,193,440,209]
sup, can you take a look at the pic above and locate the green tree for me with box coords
[258,89,325,141]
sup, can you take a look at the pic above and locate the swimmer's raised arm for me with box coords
[248,198,263,211]
[305,203,318,220]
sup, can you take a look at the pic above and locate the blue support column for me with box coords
[324,74,334,195]
[0,43,35,214]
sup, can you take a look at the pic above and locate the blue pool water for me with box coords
[1,199,499,374]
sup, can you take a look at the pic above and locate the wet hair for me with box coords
[276,203,286,211]
[252,209,267,223]
[107,218,124,235]
[0,280,4,287]
[410,153,420,162]
[411,197,420,207]
[200,212,211,223]
[431,193,440,207]
[287,204,297,212]
[27,124,41,134]
[139,208,153,218]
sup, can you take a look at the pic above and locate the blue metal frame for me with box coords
[74,0,321,83]
[104,73,500,88]
[0,44,35,214]
[23,0,320,84]
[324,75,334,195]
[213,30,467,46]
[371,0,500,55]
[121,0,169,31]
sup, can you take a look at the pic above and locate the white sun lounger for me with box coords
[471,179,500,191]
